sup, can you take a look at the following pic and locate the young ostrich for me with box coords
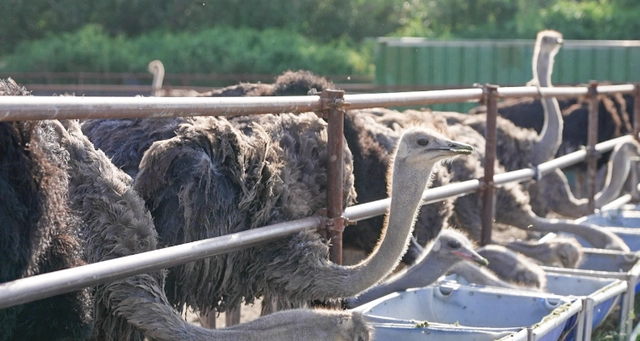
[344,228,488,308]
[133,116,473,320]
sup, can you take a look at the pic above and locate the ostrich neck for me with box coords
[503,241,551,261]
[531,51,563,165]
[347,249,448,307]
[518,214,629,252]
[596,143,634,206]
[336,159,436,296]
[151,67,164,96]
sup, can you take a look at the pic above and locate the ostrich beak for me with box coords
[445,140,474,155]
[453,249,489,266]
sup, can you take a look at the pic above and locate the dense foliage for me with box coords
[3,25,371,75]
[1,0,638,75]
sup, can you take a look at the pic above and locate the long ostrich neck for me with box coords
[347,249,448,307]
[515,213,629,252]
[450,262,524,290]
[502,241,552,261]
[335,158,437,296]
[151,65,164,96]
[596,142,636,206]
[543,143,636,217]
[531,48,563,165]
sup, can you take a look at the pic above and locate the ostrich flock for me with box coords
[1,29,640,340]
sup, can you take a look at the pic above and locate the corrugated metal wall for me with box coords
[376,37,640,111]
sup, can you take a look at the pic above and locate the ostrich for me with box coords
[529,138,640,218]
[501,236,584,268]
[0,78,93,340]
[476,245,548,289]
[0,78,374,340]
[132,115,473,320]
[344,228,488,308]
[84,69,433,268]
[60,118,374,341]
[148,60,207,97]
[469,87,634,177]
[449,261,541,291]
[343,109,454,265]
[352,107,629,252]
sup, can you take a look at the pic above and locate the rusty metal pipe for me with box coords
[586,81,599,213]
[324,90,346,264]
[0,95,323,121]
[1,85,636,122]
[481,84,499,246]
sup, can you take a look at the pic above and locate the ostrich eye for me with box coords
[447,240,461,249]
[417,138,430,146]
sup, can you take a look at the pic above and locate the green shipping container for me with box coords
[375,37,640,112]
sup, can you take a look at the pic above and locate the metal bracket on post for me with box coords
[586,81,599,214]
[321,89,348,265]
[480,84,499,247]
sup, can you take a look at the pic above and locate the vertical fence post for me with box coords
[632,83,640,201]
[481,84,499,246]
[587,81,599,213]
[634,83,640,141]
[322,89,347,264]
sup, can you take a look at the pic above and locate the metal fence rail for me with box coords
[0,84,635,121]
[0,82,638,310]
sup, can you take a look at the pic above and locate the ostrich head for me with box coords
[393,127,473,166]
[147,60,164,74]
[429,228,489,267]
[532,30,563,87]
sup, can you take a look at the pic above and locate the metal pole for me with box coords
[634,83,640,141]
[323,89,347,264]
[587,81,599,213]
[481,84,499,246]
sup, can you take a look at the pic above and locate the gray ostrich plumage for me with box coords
[345,228,487,308]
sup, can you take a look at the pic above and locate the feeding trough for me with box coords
[448,270,627,341]
[541,248,640,338]
[544,272,628,341]
[351,281,582,341]
[576,205,640,228]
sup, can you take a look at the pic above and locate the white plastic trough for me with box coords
[541,248,640,338]
[544,272,628,341]
[576,204,640,228]
[351,281,582,341]
[448,271,627,341]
